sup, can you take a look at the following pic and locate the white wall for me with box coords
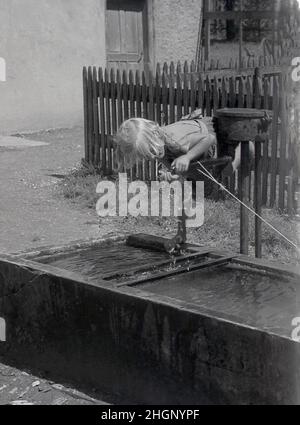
[152,0,202,64]
[0,0,106,134]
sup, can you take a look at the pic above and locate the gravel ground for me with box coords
[0,127,103,254]
[0,363,107,405]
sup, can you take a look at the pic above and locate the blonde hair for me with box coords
[114,118,180,170]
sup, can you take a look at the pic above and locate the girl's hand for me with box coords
[158,170,180,182]
[171,155,191,173]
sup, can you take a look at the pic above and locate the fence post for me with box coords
[261,76,270,206]
[254,138,263,258]
[269,76,279,207]
[278,73,288,211]
[287,174,294,216]
[240,141,250,255]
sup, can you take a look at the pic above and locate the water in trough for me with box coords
[37,241,300,339]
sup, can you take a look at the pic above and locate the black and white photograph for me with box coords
[0,0,300,410]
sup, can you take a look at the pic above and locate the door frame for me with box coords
[105,0,155,73]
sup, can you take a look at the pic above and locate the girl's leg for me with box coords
[224,141,255,175]
[232,141,255,172]
[232,143,241,172]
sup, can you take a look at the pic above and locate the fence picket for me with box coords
[98,67,106,172]
[123,70,129,121]
[213,76,219,112]
[253,74,262,109]
[156,63,162,125]
[169,63,175,123]
[82,67,89,162]
[163,62,168,75]
[111,69,117,133]
[104,68,112,173]
[245,76,252,108]
[162,69,168,125]
[92,67,100,165]
[221,77,227,108]
[148,69,154,121]
[183,69,189,116]
[197,75,204,114]
[176,67,182,120]
[229,77,235,108]
[142,71,148,119]
[129,69,135,118]
[116,69,123,128]
[184,60,189,74]
[87,67,94,164]
[237,77,244,108]
[205,75,211,116]
[136,70,142,118]
[190,60,196,73]
[190,71,196,112]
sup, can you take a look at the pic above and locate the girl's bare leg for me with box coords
[231,141,255,172]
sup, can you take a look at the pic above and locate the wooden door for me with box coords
[106,0,148,72]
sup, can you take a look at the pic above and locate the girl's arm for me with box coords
[172,134,216,173]
[185,134,216,161]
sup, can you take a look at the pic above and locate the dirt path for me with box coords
[0,128,105,254]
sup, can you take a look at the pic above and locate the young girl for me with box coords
[114,111,252,182]
[114,111,218,181]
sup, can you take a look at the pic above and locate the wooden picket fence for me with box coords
[83,59,299,212]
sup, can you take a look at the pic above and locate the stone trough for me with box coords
[0,236,299,404]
